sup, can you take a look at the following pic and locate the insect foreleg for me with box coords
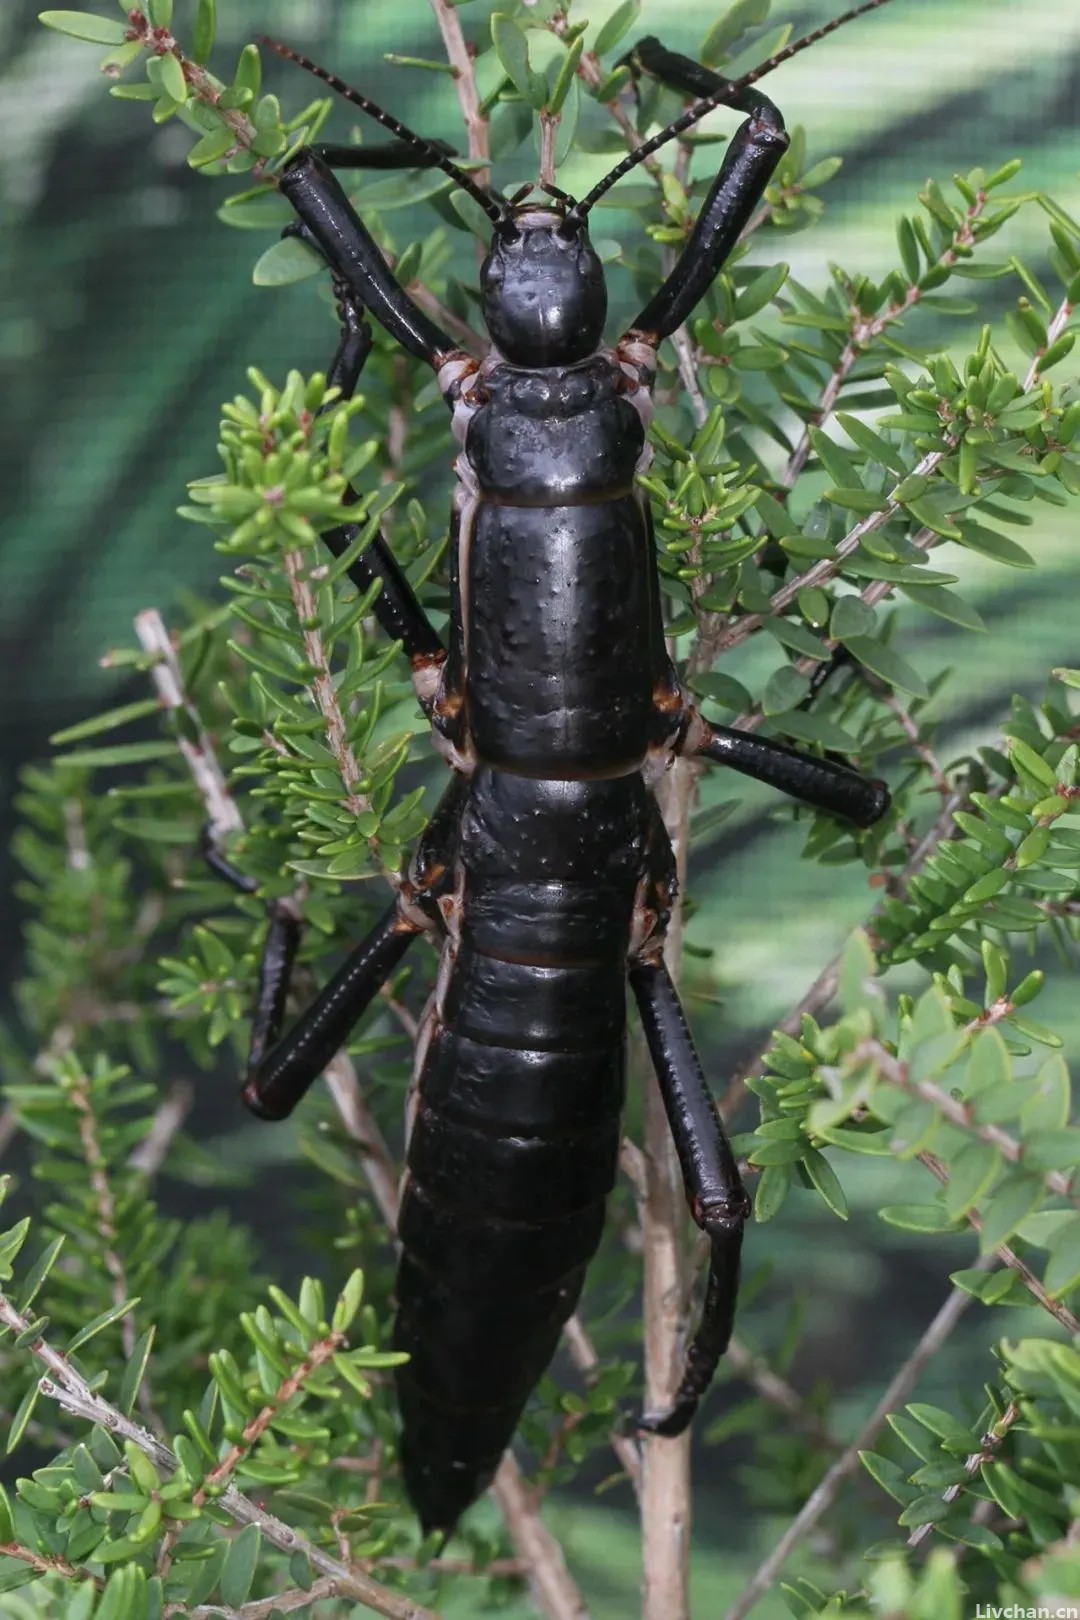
[291,230,447,670]
[621,41,789,344]
[628,956,751,1438]
[280,150,454,366]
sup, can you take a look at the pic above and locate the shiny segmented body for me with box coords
[231,8,894,1542]
[395,341,676,1529]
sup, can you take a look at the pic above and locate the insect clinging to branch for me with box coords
[205,0,896,1535]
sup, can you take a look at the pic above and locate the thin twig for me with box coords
[428,0,489,175]
[492,1457,589,1620]
[0,1542,101,1588]
[0,1290,437,1620]
[322,1052,400,1234]
[861,1040,1080,1208]
[65,1066,135,1361]
[780,187,989,490]
[127,1081,193,1177]
[920,1152,1080,1336]
[134,610,242,839]
[281,550,369,821]
[722,1267,989,1620]
[878,691,950,797]
[640,759,695,1620]
[709,443,954,664]
[182,1577,339,1618]
[724,1336,842,1451]
[907,1401,1020,1550]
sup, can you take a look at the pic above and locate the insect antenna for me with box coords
[569,0,897,221]
[257,37,505,225]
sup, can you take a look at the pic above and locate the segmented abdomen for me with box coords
[395,769,650,1533]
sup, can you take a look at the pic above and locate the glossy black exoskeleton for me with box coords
[209,1,896,1535]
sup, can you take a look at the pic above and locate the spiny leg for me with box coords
[620,38,789,344]
[629,957,750,1437]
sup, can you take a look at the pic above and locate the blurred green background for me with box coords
[2,1,1078,1613]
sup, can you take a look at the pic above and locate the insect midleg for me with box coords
[205,769,469,1122]
[686,721,890,826]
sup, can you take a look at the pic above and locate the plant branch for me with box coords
[0,1291,437,1620]
[722,1265,989,1620]
[780,187,989,490]
[135,610,242,839]
[428,0,489,174]
[920,1151,1080,1335]
[280,550,369,821]
[861,1040,1080,1208]
[65,1066,136,1361]
[183,1577,339,1618]
[907,1400,1021,1550]
[127,1081,193,1177]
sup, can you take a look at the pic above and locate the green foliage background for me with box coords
[1,1,1080,1617]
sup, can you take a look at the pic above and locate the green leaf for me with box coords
[548,37,583,114]
[688,672,752,711]
[844,636,928,699]
[193,0,216,62]
[734,263,788,321]
[118,1327,156,1418]
[16,1236,64,1312]
[593,0,641,56]
[157,51,187,105]
[1022,1127,1080,1171]
[802,1148,848,1219]
[1044,1215,1080,1299]
[754,1164,791,1222]
[253,235,323,287]
[66,1297,141,1355]
[490,14,546,107]
[220,1525,261,1606]
[879,1204,960,1234]
[977,1170,1044,1253]
[39,9,128,44]
[6,1383,41,1454]
[50,699,163,744]
[860,1450,915,1504]
[899,584,986,631]
[701,0,770,64]
[906,1403,978,1449]
[943,1141,1001,1218]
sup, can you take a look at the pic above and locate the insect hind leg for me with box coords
[628,955,750,1437]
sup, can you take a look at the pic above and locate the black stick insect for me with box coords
[208,0,897,1535]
